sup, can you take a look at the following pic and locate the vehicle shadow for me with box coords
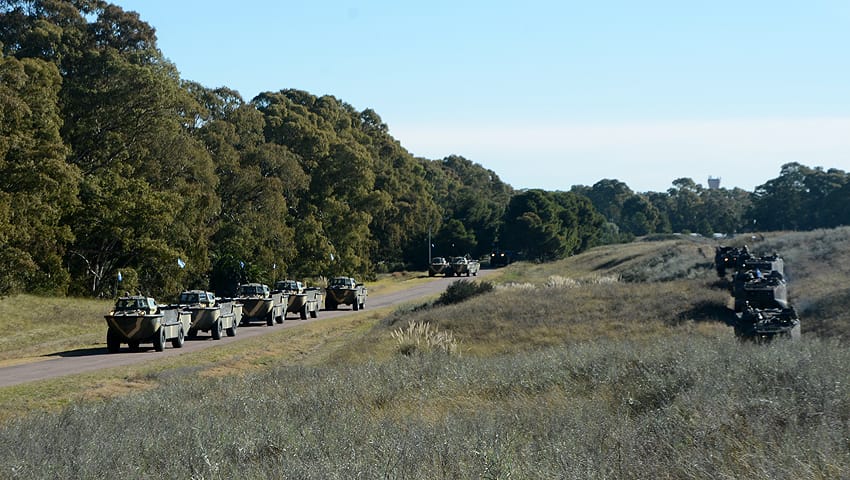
[49,347,110,357]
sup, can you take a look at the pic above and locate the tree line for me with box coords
[1,1,846,298]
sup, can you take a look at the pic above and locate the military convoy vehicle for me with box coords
[236,283,287,326]
[176,290,242,339]
[450,256,480,277]
[325,276,367,310]
[105,295,191,353]
[428,257,450,277]
[489,250,512,268]
[274,280,322,319]
[732,272,788,312]
[714,245,751,277]
[716,244,800,341]
[734,305,801,342]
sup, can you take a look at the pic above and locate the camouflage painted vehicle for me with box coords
[450,256,480,277]
[176,290,241,339]
[274,280,322,319]
[325,276,367,311]
[236,283,287,326]
[732,270,788,312]
[428,257,450,277]
[735,305,801,342]
[105,296,191,353]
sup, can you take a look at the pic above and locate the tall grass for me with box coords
[0,335,847,478]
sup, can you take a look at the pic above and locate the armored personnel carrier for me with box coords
[735,305,801,342]
[489,250,512,268]
[105,295,191,353]
[176,290,241,339]
[740,254,784,278]
[236,283,287,326]
[274,280,322,319]
[325,276,367,310]
[450,256,480,277]
[732,270,788,312]
[714,245,752,277]
[428,257,450,277]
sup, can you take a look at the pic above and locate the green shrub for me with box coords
[437,280,494,305]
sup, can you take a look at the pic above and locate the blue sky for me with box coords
[116,0,850,192]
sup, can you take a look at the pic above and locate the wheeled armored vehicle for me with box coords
[450,256,480,277]
[105,295,191,353]
[176,290,242,339]
[428,257,450,277]
[325,276,367,310]
[274,280,322,319]
[236,283,287,326]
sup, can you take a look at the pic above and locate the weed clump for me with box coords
[391,320,460,356]
[437,280,494,305]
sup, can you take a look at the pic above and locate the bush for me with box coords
[436,280,494,305]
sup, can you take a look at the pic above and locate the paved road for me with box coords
[0,271,494,388]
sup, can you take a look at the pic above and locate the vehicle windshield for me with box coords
[178,292,201,304]
[238,285,265,296]
[431,257,446,263]
[115,298,148,310]
[329,278,353,288]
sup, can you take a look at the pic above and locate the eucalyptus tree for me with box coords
[2,1,218,296]
[0,54,79,294]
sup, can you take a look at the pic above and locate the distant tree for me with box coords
[501,189,603,261]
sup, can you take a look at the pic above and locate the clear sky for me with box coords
[115,0,850,193]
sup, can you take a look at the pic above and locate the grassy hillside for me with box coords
[0,230,848,478]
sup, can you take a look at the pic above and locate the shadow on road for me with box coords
[49,347,108,358]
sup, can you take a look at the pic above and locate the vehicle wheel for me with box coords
[187,328,197,339]
[153,328,166,352]
[128,340,140,351]
[360,301,365,310]
[172,325,185,348]
[107,328,121,353]
[353,301,359,311]
[226,321,237,337]
[276,313,284,324]
[429,271,434,277]
[212,320,223,340]
[310,309,318,319]
[473,272,477,276]
[266,312,274,326]
[300,304,308,319]
[326,300,337,310]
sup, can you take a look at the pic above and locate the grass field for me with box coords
[1,230,849,478]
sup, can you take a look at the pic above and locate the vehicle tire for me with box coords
[266,312,274,326]
[310,309,318,319]
[226,321,237,337]
[128,340,140,351]
[276,312,284,324]
[353,300,359,311]
[107,328,121,353]
[172,325,185,348]
[153,328,166,352]
[300,304,308,320]
[429,271,434,277]
[359,301,365,310]
[212,319,223,340]
[326,300,337,310]
[473,272,477,276]
[187,328,197,339]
